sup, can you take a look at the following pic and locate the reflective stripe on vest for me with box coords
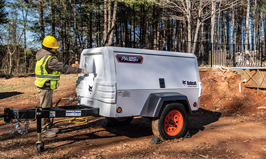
[35,55,60,90]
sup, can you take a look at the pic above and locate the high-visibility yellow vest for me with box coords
[35,55,60,90]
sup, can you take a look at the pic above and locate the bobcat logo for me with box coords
[89,85,93,92]
[182,80,186,86]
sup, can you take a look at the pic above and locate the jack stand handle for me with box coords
[36,107,44,152]
[36,107,42,134]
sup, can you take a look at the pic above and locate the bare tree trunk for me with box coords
[77,3,84,50]
[232,7,236,45]
[108,0,111,34]
[51,0,55,37]
[123,20,126,47]
[264,15,266,46]
[80,10,84,50]
[181,20,184,52]
[217,11,220,45]
[116,22,119,46]
[167,19,171,51]
[211,0,215,45]
[133,5,136,47]
[200,22,204,65]
[222,11,225,45]
[191,0,202,54]
[217,2,221,45]
[175,20,179,51]
[125,13,128,47]
[7,31,23,75]
[103,0,107,45]
[191,20,201,54]
[67,1,71,65]
[186,0,192,53]
[172,19,175,51]
[120,21,122,47]
[79,27,84,51]
[39,0,45,39]
[22,7,28,74]
[245,0,250,51]
[73,0,78,62]
[163,23,166,51]
[221,11,224,45]
[89,9,92,48]
[106,0,118,46]
[87,7,91,48]
[142,6,145,45]
[259,11,262,45]
[86,0,93,48]
[156,7,160,50]
[97,10,100,47]
[129,23,132,47]
[237,11,241,51]
[252,21,254,50]
[255,0,259,52]
[153,5,156,49]
[226,10,229,48]
[60,0,64,54]
[62,0,67,60]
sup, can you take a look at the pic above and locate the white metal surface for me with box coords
[76,47,202,117]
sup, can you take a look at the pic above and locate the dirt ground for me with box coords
[0,71,266,159]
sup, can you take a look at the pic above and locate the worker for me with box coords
[35,35,86,138]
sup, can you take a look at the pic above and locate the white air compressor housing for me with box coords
[76,47,202,118]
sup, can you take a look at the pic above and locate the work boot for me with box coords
[41,131,56,138]
[49,128,59,133]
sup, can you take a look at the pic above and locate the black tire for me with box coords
[105,117,134,126]
[37,143,44,152]
[152,103,188,140]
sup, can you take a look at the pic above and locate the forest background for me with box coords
[0,0,266,75]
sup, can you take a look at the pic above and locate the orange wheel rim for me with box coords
[164,110,183,136]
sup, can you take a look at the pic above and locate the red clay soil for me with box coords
[0,72,265,159]
[200,71,266,118]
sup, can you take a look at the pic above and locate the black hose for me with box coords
[0,114,5,118]
[55,98,63,107]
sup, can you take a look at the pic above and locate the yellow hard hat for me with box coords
[42,36,60,49]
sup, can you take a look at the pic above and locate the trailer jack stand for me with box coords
[36,133,44,152]
[36,107,44,152]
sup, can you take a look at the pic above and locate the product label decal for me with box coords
[116,54,143,64]
[66,110,81,116]
[49,111,56,117]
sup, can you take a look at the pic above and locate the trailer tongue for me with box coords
[0,105,99,152]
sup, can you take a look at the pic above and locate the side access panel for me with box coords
[140,92,190,117]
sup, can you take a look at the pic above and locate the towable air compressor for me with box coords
[0,47,202,152]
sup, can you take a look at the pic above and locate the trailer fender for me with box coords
[140,92,190,118]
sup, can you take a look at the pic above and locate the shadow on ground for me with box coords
[188,108,221,136]
[0,92,23,99]
[0,74,35,79]
[46,108,221,151]
[0,108,221,153]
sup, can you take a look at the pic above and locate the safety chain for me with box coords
[9,109,29,135]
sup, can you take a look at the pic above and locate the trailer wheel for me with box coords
[152,103,187,140]
[105,117,133,126]
[37,143,44,152]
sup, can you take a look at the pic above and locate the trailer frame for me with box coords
[1,105,100,152]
